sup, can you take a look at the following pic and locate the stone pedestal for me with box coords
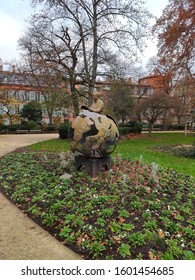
[75,155,110,178]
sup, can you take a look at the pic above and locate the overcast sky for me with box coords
[0,0,169,66]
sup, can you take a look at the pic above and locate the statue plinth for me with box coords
[75,155,110,178]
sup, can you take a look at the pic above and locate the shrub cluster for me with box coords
[0,120,42,133]
[42,124,59,132]
[58,121,70,139]
[153,124,185,131]
[119,122,142,135]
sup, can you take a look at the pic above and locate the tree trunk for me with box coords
[7,113,13,125]
[88,85,94,106]
[71,89,79,116]
[185,121,188,136]
[148,123,153,137]
[48,113,53,125]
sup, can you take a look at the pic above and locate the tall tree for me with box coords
[0,89,20,125]
[107,79,133,123]
[20,101,42,123]
[172,76,195,124]
[20,0,151,113]
[19,17,81,115]
[154,0,195,79]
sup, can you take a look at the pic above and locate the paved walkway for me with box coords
[0,134,82,260]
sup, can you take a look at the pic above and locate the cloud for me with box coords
[0,0,32,62]
[0,12,22,61]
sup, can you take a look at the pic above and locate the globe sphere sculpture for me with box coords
[69,109,119,158]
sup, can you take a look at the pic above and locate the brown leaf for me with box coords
[148,250,156,260]
[118,217,125,224]
[113,235,121,243]
[146,187,151,193]
[76,237,84,247]
[158,229,165,239]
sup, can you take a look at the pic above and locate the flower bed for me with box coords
[0,150,194,260]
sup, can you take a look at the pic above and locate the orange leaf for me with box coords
[76,237,84,247]
[148,250,156,260]
[118,217,125,224]
[158,229,165,239]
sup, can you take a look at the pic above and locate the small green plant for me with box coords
[183,250,195,260]
[72,216,85,228]
[109,221,121,233]
[65,214,76,224]
[130,200,142,210]
[144,220,158,231]
[59,226,72,238]
[65,235,75,245]
[166,239,183,258]
[89,241,106,259]
[42,213,58,226]
[148,201,161,211]
[182,227,195,239]
[95,218,106,227]
[127,233,146,247]
[141,212,152,221]
[118,243,131,258]
[100,207,115,218]
[122,223,135,231]
[91,228,106,241]
[28,205,41,217]
[118,209,130,218]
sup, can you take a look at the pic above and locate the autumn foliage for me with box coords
[154,0,195,77]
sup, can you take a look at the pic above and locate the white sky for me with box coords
[0,0,169,66]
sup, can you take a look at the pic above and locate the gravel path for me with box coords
[0,133,82,260]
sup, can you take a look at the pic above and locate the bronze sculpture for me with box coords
[69,91,119,177]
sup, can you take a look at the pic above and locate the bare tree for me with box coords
[133,92,172,135]
[19,17,81,115]
[172,76,195,125]
[19,0,152,113]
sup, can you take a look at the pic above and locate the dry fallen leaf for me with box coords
[118,217,125,224]
[76,237,84,247]
[158,229,165,239]
[148,250,156,260]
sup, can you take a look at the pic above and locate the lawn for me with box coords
[29,133,195,176]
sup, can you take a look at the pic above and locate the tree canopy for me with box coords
[19,0,152,114]
[154,0,195,79]
[107,79,134,123]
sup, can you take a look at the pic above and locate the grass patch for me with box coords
[0,151,194,260]
[29,138,70,153]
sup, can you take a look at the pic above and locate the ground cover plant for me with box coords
[151,144,195,159]
[0,149,194,260]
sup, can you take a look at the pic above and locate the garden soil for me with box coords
[0,134,82,260]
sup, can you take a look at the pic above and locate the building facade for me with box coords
[1,59,185,126]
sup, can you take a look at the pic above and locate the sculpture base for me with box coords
[75,155,110,178]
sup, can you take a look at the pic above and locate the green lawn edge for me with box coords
[29,133,195,177]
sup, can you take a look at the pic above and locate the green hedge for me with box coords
[119,121,142,135]
[58,121,70,139]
